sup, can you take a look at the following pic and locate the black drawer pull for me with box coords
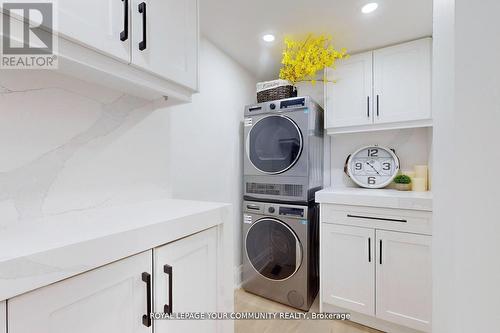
[138,2,147,51]
[368,237,371,262]
[164,264,173,314]
[141,272,152,327]
[379,240,383,265]
[120,0,128,41]
[347,214,407,223]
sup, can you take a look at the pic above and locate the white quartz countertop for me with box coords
[315,187,433,211]
[0,198,230,301]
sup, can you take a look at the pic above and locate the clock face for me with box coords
[347,146,400,189]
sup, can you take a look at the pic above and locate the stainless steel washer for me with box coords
[241,200,319,311]
[243,96,324,204]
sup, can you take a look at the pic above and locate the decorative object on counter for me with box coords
[393,174,412,191]
[412,177,427,192]
[345,145,400,189]
[414,165,429,191]
[402,170,416,180]
[279,34,348,85]
[256,79,297,103]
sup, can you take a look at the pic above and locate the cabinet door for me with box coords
[0,301,5,333]
[131,0,198,90]
[376,230,432,332]
[322,224,375,315]
[373,38,431,124]
[325,52,373,128]
[8,251,153,333]
[154,227,217,333]
[57,0,131,62]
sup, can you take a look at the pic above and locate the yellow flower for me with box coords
[279,34,348,85]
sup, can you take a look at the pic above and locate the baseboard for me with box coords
[234,264,243,289]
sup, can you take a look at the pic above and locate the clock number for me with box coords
[368,177,376,185]
[355,162,363,171]
[382,162,391,171]
[368,149,378,157]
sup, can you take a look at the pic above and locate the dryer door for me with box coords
[245,218,303,281]
[247,115,303,174]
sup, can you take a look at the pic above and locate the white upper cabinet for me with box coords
[322,224,375,316]
[154,227,218,333]
[376,230,432,332]
[325,52,373,128]
[57,0,131,62]
[373,38,432,124]
[131,0,199,90]
[325,38,432,134]
[8,251,153,333]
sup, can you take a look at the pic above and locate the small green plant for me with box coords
[394,174,412,184]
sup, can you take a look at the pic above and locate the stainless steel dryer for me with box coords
[243,96,324,204]
[242,200,319,311]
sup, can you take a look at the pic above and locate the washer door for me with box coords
[245,218,302,281]
[247,115,303,174]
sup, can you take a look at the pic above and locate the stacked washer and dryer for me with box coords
[242,96,324,311]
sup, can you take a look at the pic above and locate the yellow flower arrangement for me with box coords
[279,34,348,85]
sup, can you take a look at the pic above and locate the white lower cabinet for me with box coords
[0,301,5,333]
[8,251,153,333]
[321,205,432,332]
[154,227,218,333]
[376,230,432,332]
[322,224,375,316]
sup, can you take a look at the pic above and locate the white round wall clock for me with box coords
[347,145,400,189]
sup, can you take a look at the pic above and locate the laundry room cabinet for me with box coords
[322,224,375,316]
[325,38,432,134]
[6,227,219,333]
[320,204,432,333]
[7,251,154,333]
[376,230,432,332]
[131,0,199,90]
[154,227,218,333]
[1,0,199,101]
[55,0,131,62]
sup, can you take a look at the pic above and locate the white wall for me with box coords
[433,0,500,331]
[166,39,256,276]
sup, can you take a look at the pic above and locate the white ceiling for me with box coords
[200,0,433,81]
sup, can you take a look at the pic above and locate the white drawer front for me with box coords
[321,204,432,235]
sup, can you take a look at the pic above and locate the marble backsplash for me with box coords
[0,71,172,227]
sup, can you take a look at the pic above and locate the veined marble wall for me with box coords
[0,71,172,227]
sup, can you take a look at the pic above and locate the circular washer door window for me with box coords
[245,218,302,281]
[248,115,303,174]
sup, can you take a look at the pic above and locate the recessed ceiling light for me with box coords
[262,34,275,42]
[361,2,378,14]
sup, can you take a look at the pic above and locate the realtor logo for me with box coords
[1,1,58,69]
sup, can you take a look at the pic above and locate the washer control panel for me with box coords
[244,201,308,220]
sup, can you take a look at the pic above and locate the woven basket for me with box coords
[256,80,297,103]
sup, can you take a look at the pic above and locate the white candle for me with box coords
[414,165,428,190]
[412,177,427,192]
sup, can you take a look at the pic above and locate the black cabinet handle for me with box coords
[376,95,380,117]
[120,0,128,41]
[379,240,383,265]
[368,237,371,262]
[367,96,370,118]
[141,272,152,327]
[347,214,407,223]
[138,2,147,51]
[164,264,173,314]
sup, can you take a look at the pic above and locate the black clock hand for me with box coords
[366,162,381,175]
